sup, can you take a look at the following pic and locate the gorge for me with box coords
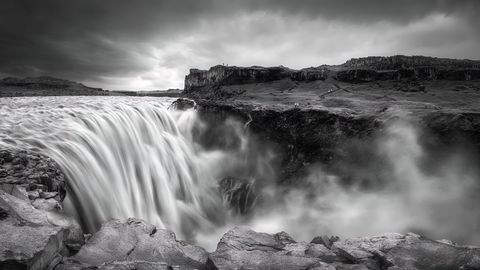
[1,56,480,270]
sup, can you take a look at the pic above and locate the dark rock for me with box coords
[72,218,209,270]
[170,98,196,110]
[0,149,67,201]
[218,177,256,215]
[311,235,339,249]
[0,206,8,220]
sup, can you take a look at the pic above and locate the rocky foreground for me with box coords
[2,179,480,270]
[1,152,480,270]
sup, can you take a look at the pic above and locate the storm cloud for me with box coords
[1,0,479,90]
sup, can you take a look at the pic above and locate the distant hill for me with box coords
[0,76,111,97]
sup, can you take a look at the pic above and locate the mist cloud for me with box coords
[1,0,479,90]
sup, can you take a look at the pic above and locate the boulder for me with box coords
[209,227,326,270]
[171,98,196,110]
[385,239,480,270]
[72,218,209,270]
[0,191,82,270]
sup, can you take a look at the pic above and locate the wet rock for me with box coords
[218,177,256,215]
[0,149,67,201]
[32,198,62,211]
[72,218,209,270]
[171,98,196,110]
[311,235,339,249]
[40,191,59,199]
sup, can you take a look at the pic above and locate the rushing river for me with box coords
[1,96,479,249]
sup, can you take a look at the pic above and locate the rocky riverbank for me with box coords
[2,188,480,270]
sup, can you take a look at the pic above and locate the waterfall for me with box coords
[0,96,225,239]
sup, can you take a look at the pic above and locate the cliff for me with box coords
[185,55,480,92]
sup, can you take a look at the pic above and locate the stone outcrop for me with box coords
[0,149,66,203]
[62,218,210,270]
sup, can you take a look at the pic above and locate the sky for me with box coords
[0,0,479,90]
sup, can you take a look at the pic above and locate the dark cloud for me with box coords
[0,0,479,89]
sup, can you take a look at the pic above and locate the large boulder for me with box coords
[208,227,333,270]
[70,218,210,270]
[0,191,82,270]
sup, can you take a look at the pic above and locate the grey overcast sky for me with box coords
[1,0,479,90]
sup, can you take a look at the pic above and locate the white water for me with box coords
[0,96,228,239]
[1,96,479,249]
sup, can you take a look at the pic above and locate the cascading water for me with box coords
[0,96,227,239]
[1,96,479,249]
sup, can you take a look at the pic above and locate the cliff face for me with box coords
[185,56,480,91]
[185,65,293,92]
[184,65,330,92]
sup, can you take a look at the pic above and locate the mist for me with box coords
[194,113,480,250]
